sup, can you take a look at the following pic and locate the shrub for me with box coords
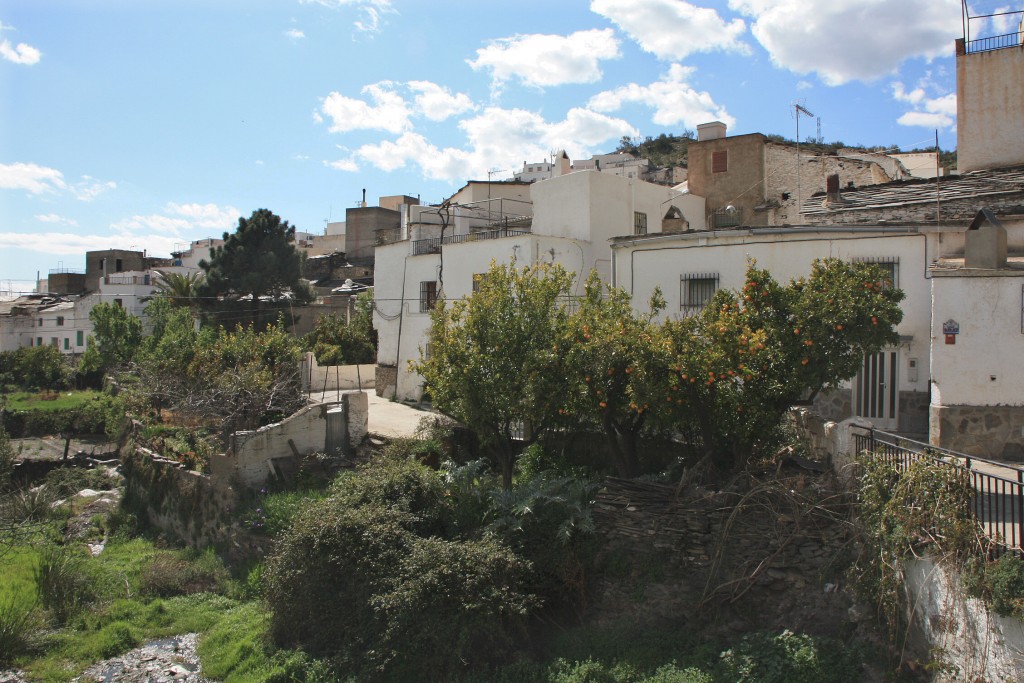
[0,598,39,665]
[34,545,96,624]
[139,549,229,598]
[716,630,863,683]
[265,456,536,681]
[44,466,115,498]
[93,620,141,659]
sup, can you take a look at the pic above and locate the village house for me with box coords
[373,171,704,401]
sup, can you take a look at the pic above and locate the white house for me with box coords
[373,170,705,400]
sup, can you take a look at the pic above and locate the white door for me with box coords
[854,349,899,431]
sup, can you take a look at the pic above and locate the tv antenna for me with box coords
[793,102,816,217]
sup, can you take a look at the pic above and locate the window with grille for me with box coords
[852,256,898,289]
[634,211,648,235]
[712,150,728,173]
[680,273,719,314]
[420,281,438,312]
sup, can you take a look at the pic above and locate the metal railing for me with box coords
[965,31,1020,54]
[412,228,530,256]
[855,428,1024,556]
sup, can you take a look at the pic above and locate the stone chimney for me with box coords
[823,173,848,206]
[965,208,1007,269]
[697,121,727,142]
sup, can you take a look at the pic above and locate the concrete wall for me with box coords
[345,206,400,261]
[300,353,375,392]
[903,556,1024,682]
[215,392,369,489]
[957,41,1024,173]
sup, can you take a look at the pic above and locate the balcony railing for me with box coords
[412,228,530,256]
[49,268,84,275]
[104,274,151,286]
[966,31,1020,54]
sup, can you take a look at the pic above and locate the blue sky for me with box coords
[0,0,994,288]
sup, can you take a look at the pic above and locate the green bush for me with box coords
[93,620,141,659]
[34,545,96,624]
[44,466,115,498]
[716,630,863,683]
[0,598,39,665]
[0,346,69,390]
[265,456,536,681]
[139,549,230,598]
[965,553,1024,618]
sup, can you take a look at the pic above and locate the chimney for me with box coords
[361,188,367,208]
[697,121,727,142]
[965,208,1008,269]
[823,173,848,207]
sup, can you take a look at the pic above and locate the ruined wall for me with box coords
[215,392,369,489]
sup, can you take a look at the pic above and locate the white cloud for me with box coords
[324,157,359,172]
[897,111,954,129]
[0,163,115,200]
[729,0,961,85]
[588,64,736,128]
[0,39,40,65]
[346,106,638,183]
[892,80,956,130]
[110,202,240,237]
[408,81,476,121]
[0,162,67,194]
[35,213,79,227]
[298,0,395,34]
[467,29,621,88]
[284,28,306,39]
[0,231,187,258]
[592,0,747,60]
[319,82,411,133]
[71,176,116,201]
[796,80,813,91]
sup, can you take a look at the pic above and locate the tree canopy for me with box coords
[415,261,574,488]
[198,208,313,328]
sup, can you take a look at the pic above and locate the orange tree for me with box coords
[557,272,670,478]
[415,260,575,489]
[664,259,904,472]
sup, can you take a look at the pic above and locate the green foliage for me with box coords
[663,259,904,471]
[152,270,205,309]
[79,302,144,375]
[558,271,668,477]
[0,427,12,492]
[198,208,313,328]
[416,259,576,488]
[717,629,864,683]
[264,454,537,680]
[139,548,230,598]
[853,454,979,633]
[964,552,1024,618]
[0,597,39,665]
[2,392,124,438]
[43,466,116,498]
[0,345,70,390]
[34,545,97,624]
[304,291,377,365]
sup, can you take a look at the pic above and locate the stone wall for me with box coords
[121,446,241,550]
[214,392,369,489]
[376,364,397,398]
[300,353,375,393]
[929,404,1024,461]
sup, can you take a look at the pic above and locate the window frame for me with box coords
[419,280,438,312]
[633,211,648,236]
[680,273,720,315]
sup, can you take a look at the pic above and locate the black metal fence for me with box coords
[855,428,1024,556]
[966,31,1020,54]
[412,228,530,256]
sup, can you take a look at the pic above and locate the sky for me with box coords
[0,0,1012,290]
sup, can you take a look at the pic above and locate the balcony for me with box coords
[412,227,530,256]
[966,31,1020,54]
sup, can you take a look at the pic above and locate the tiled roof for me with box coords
[800,166,1024,216]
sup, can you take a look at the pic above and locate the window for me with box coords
[50,337,58,347]
[37,318,43,327]
[712,150,728,173]
[852,256,899,289]
[77,330,84,346]
[63,338,69,350]
[420,281,438,312]
[56,316,64,326]
[472,273,489,294]
[680,273,720,315]
[36,337,42,346]
[114,298,123,308]
[634,211,648,236]
[115,258,123,272]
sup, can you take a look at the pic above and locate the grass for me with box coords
[4,390,104,412]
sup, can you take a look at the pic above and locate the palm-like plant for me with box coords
[153,270,205,309]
